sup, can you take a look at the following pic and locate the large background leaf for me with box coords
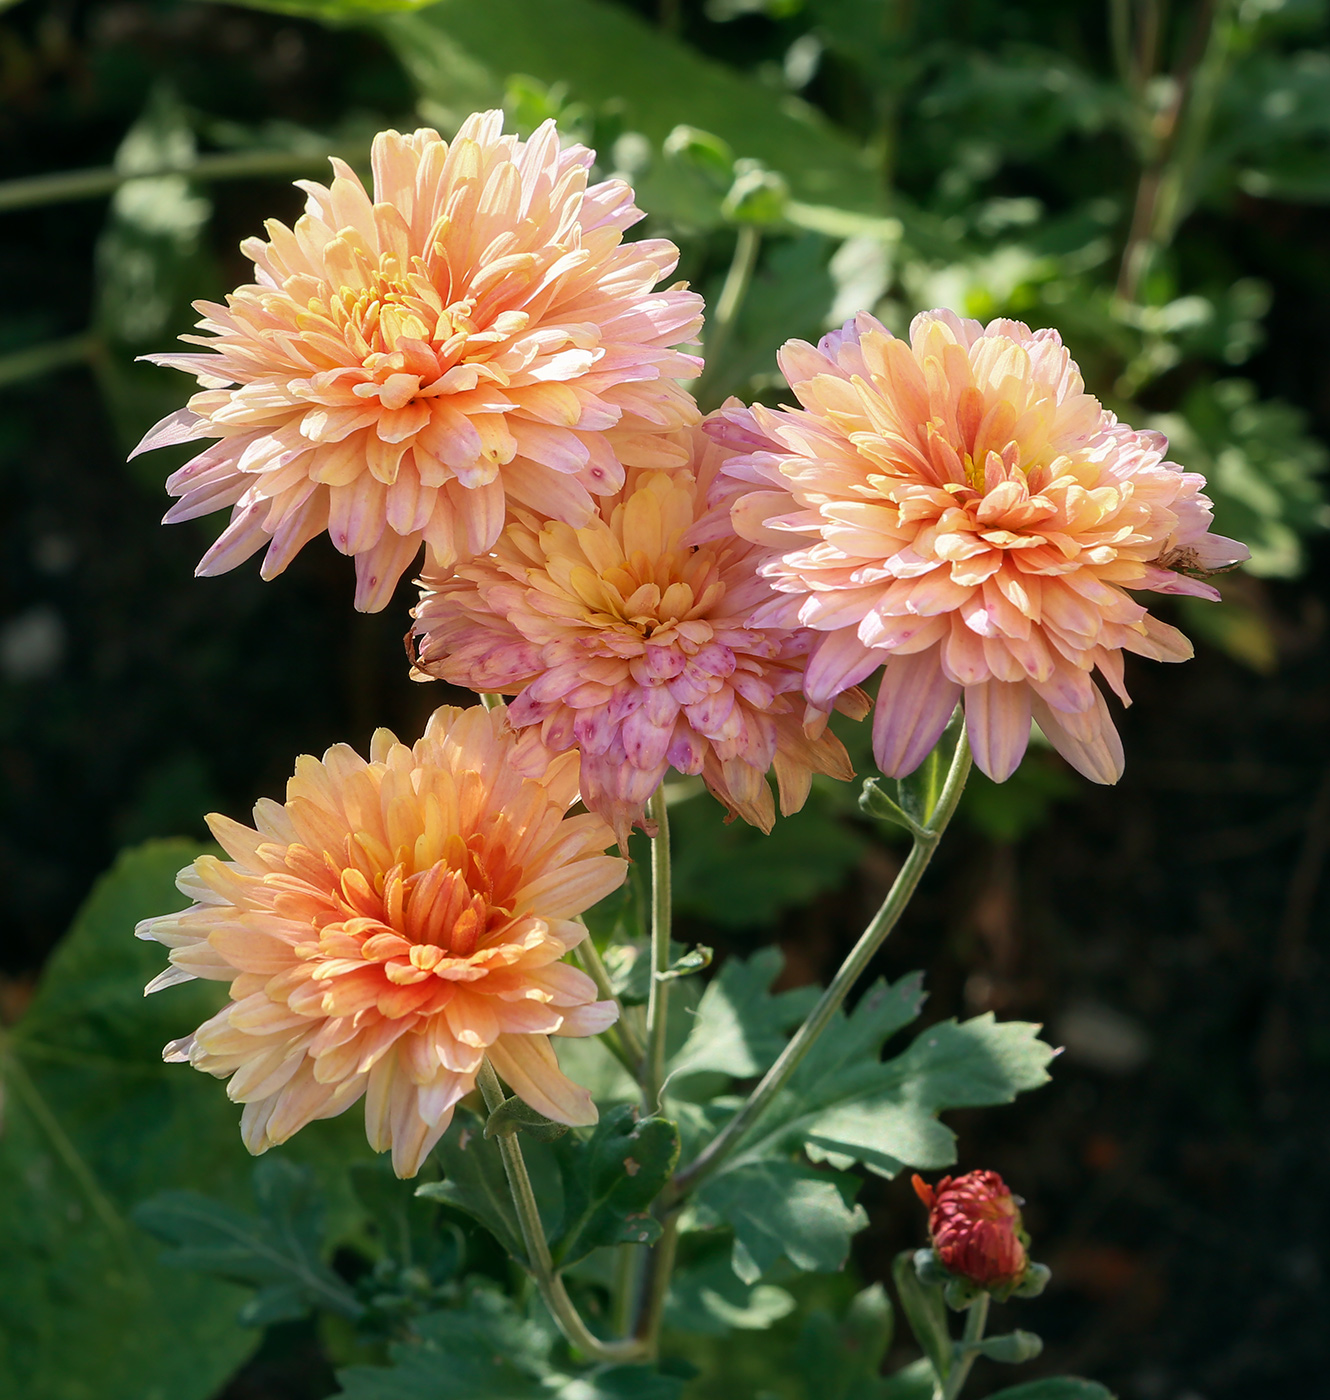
[0,841,371,1400]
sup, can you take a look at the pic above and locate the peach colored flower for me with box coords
[410,425,868,849]
[137,704,624,1177]
[712,311,1248,784]
[134,113,704,611]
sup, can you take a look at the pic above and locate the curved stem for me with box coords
[938,1294,990,1400]
[643,787,673,1110]
[475,1059,646,1363]
[674,730,973,1196]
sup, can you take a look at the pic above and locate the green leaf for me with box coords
[737,975,1054,1179]
[92,88,219,461]
[695,1160,867,1285]
[134,1158,362,1325]
[337,1284,684,1399]
[891,1250,951,1383]
[552,1105,679,1266]
[793,1284,894,1400]
[986,1382,1115,1400]
[380,0,881,225]
[417,1111,541,1264]
[663,1248,796,1336]
[209,0,447,18]
[974,1330,1044,1363]
[667,947,818,1088]
[0,841,254,1400]
[880,1358,939,1400]
[1153,378,1329,579]
[484,1097,570,1142]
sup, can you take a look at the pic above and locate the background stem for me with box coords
[674,731,973,1196]
[643,787,673,1110]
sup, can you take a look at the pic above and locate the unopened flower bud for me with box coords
[912,1170,1029,1289]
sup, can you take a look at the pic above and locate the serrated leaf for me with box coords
[727,975,1053,1179]
[134,1158,362,1325]
[667,947,818,1087]
[696,1160,867,1284]
[986,1382,1115,1400]
[552,1105,679,1266]
[336,1284,684,1400]
[891,1250,951,1382]
[416,1111,547,1265]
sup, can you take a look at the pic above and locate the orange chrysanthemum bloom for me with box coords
[138,704,624,1177]
[134,112,704,611]
[714,311,1248,784]
[410,426,867,848]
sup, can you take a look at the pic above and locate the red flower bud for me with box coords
[912,1170,1028,1288]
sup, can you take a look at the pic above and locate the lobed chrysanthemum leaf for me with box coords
[694,1160,867,1285]
[667,947,818,1089]
[551,1105,679,1267]
[336,1283,684,1400]
[134,1159,362,1325]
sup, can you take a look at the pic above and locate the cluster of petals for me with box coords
[134,112,704,611]
[711,310,1249,784]
[913,1170,1029,1288]
[410,425,868,848]
[138,703,625,1177]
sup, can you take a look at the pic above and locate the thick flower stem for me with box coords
[643,787,673,1110]
[633,1208,680,1353]
[937,1293,990,1400]
[673,730,973,1197]
[475,1059,646,1363]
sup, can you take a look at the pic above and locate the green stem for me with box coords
[937,1294,990,1400]
[633,1208,680,1353]
[1116,0,1237,302]
[0,333,98,389]
[611,1240,641,1338]
[574,926,646,1070]
[475,1059,646,1363]
[697,225,760,404]
[674,730,973,1196]
[0,147,357,214]
[643,787,673,1110]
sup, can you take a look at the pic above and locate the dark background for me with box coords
[1,2,1327,1397]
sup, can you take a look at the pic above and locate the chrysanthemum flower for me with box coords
[410,426,868,849]
[137,704,624,1177]
[133,112,704,611]
[713,310,1248,784]
[913,1170,1029,1289]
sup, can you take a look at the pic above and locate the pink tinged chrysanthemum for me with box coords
[712,310,1249,785]
[409,426,869,849]
[133,113,704,611]
[137,704,624,1177]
